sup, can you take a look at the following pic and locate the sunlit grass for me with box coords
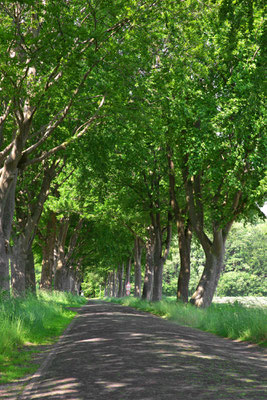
[105,296,267,347]
[0,290,87,384]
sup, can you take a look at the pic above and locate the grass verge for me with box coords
[104,296,267,347]
[0,290,87,384]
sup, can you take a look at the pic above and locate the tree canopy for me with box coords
[0,0,266,306]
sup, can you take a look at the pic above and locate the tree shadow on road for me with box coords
[20,301,267,400]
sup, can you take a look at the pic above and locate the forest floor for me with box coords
[1,300,266,400]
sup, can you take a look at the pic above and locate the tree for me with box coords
[0,0,145,294]
[180,0,266,307]
[127,0,265,306]
[10,160,59,295]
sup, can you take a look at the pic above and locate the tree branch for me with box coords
[22,95,105,167]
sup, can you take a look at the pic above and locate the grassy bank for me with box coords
[105,297,267,347]
[0,290,87,384]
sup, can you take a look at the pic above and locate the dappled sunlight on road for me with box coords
[21,301,267,400]
[22,377,83,399]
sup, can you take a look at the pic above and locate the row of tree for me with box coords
[0,1,266,307]
[81,221,267,299]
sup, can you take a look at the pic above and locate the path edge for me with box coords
[18,305,85,400]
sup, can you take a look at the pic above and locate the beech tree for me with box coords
[10,160,61,295]
[126,0,265,306]
[0,0,149,294]
[2,0,264,306]
[177,0,266,307]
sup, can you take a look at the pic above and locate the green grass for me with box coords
[104,296,267,347]
[0,290,87,384]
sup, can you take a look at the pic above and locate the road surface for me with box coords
[19,300,266,400]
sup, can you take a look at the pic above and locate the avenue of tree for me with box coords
[0,0,266,307]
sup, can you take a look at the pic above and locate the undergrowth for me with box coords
[0,290,87,384]
[105,297,267,347]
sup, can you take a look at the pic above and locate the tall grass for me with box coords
[0,290,87,383]
[106,297,267,347]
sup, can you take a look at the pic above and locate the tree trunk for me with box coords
[107,274,111,297]
[151,212,172,302]
[183,170,234,307]
[11,163,58,296]
[61,268,69,291]
[123,258,132,296]
[0,225,10,294]
[142,226,155,301]
[69,270,75,294]
[166,146,192,303]
[40,244,53,290]
[117,263,124,298]
[108,272,113,297]
[54,259,68,291]
[25,248,36,295]
[152,247,165,302]
[54,217,69,291]
[112,270,117,297]
[40,212,57,290]
[67,268,81,296]
[134,237,142,297]
[11,238,36,297]
[10,237,26,297]
[0,170,18,294]
[74,275,81,296]
[190,232,226,308]
[177,223,192,303]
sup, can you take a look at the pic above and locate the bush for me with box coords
[217,271,267,296]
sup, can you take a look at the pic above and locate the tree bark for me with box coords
[152,240,165,302]
[177,222,192,303]
[10,236,26,296]
[0,225,10,294]
[190,229,226,307]
[11,163,58,295]
[134,237,142,297]
[183,168,235,307]
[25,248,36,295]
[142,226,155,301]
[108,272,113,297]
[0,21,36,293]
[104,281,108,297]
[0,170,17,294]
[123,258,132,296]
[53,216,84,292]
[167,145,192,303]
[152,212,172,302]
[40,212,57,290]
[54,217,69,291]
[112,269,117,297]
[117,263,124,297]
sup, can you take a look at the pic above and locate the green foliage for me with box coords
[81,272,104,298]
[2,0,264,306]
[217,272,267,296]
[0,290,86,384]
[162,221,267,297]
[106,297,267,346]
[217,221,267,296]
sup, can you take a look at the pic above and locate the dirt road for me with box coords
[18,300,267,399]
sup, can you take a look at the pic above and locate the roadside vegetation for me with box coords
[0,290,87,384]
[105,296,267,348]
